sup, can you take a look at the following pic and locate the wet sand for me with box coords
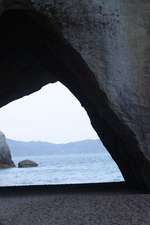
[0,182,149,225]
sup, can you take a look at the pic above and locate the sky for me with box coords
[0,82,99,143]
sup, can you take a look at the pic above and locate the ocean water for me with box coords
[0,153,124,186]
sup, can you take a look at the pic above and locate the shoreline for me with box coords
[0,181,147,195]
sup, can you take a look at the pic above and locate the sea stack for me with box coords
[0,131,15,168]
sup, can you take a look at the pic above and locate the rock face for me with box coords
[18,159,38,168]
[0,131,15,168]
[0,0,150,190]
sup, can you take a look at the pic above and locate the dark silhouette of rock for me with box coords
[0,0,150,190]
[18,159,38,168]
[0,131,15,168]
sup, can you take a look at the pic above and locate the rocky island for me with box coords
[18,159,38,168]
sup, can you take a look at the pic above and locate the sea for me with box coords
[0,153,124,186]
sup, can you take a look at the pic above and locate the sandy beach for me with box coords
[0,182,149,225]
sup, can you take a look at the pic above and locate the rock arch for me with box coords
[0,1,150,190]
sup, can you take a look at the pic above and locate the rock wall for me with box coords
[0,0,150,189]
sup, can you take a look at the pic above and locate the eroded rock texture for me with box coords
[0,131,15,168]
[0,0,150,189]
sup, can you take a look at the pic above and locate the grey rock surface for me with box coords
[0,131,15,168]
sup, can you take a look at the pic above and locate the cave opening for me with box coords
[0,82,123,186]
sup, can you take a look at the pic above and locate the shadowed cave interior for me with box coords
[0,8,149,190]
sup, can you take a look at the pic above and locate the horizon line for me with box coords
[7,138,100,145]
